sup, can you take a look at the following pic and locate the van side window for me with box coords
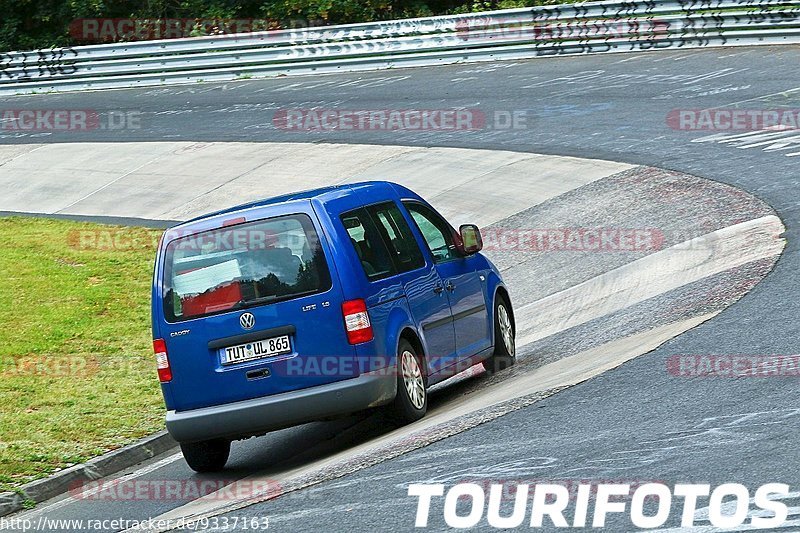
[403,202,460,263]
[341,208,395,280]
[367,203,425,274]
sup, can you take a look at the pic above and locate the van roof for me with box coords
[176,180,410,228]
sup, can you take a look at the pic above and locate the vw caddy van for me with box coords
[152,181,515,471]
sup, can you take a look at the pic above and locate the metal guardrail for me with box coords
[0,0,798,96]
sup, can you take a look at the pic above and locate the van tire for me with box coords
[180,439,231,472]
[483,296,516,374]
[388,339,427,424]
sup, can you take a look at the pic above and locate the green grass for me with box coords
[0,217,165,492]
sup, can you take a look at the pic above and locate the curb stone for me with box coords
[0,491,24,517]
[0,430,177,517]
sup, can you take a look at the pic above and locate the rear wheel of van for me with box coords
[388,339,428,424]
[483,296,516,374]
[180,439,231,473]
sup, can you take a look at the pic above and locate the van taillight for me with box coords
[153,339,172,382]
[342,299,373,344]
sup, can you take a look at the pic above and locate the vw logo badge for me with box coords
[240,312,256,330]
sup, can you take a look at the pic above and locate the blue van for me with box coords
[152,181,515,472]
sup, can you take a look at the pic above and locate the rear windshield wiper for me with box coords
[230,295,278,310]
[230,290,318,310]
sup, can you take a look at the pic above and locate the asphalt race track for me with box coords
[2,44,799,531]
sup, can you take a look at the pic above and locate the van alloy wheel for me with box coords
[401,349,426,410]
[483,297,516,374]
[388,338,428,423]
[497,304,515,357]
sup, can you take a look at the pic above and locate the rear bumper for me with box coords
[165,371,396,443]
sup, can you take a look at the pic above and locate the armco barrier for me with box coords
[0,0,798,95]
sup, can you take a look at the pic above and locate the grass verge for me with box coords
[0,217,165,492]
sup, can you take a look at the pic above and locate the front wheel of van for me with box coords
[180,439,231,473]
[388,339,428,424]
[483,296,516,375]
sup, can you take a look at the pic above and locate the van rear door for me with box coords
[154,204,357,412]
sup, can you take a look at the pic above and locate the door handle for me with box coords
[445,281,456,292]
[433,285,444,295]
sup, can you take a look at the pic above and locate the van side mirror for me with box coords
[458,224,483,255]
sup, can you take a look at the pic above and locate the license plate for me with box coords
[221,335,291,365]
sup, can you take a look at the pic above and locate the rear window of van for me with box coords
[162,214,331,322]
